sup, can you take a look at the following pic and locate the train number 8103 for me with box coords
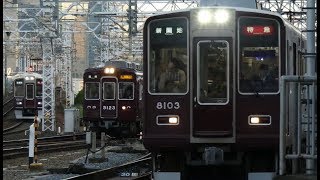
[156,102,180,110]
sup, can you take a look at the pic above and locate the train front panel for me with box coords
[13,73,43,120]
[143,7,285,152]
[83,66,140,134]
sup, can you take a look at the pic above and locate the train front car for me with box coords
[143,7,291,179]
[13,72,43,120]
[83,66,141,136]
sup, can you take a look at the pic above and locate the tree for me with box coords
[74,89,84,105]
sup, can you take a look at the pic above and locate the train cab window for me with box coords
[85,82,100,100]
[238,17,280,94]
[14,79,24,97]
[148,17,188,94]
[119,82,134,100]
[26,84,34,99]
[103,82,115,100]
[197,40,229,104]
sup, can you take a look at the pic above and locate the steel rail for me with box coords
[3,133,86,147]
[3,141,88,159]
[2,97,15,117]
[3,121,24,132]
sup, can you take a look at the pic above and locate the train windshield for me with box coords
[238,17,280,94]
[85,82,100,99]
[119,82,134,100]
[14,79,24,97]
[103,82,115,100]
[148,17,188,94]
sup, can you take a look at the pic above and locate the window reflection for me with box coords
[238,17,280,94]
[14,79,24,97]
[119,82,134,100]
[85,82,100,99]
[103,82,115,100]
[26,84,34,99]
[198,40,229,104]
[148,17,188,94]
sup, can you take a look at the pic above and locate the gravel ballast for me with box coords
[3,139,147,180]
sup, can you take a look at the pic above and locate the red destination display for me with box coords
[242,25,274,35]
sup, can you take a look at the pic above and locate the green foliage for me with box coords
[74,89,84,105]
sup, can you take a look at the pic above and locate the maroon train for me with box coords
[142,6,306,179]
[12,72,43,120]
[83,61,143,136]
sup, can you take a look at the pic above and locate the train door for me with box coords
[100,77,118,118]
[25,83,36,108]
[192,39,234,140]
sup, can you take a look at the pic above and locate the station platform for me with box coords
[273,174,317,180]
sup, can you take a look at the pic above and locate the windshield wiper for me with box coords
[251,80,263,97]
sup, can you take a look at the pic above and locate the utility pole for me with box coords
[4,31,11,97]
[127,0,137,56]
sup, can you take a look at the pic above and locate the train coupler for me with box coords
[203,147,224,165]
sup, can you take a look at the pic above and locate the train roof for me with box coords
[148,6,284,23]
[147,6,304,37]
[217,6,282,17]
[11,72,42,80]
[84,66,136,74]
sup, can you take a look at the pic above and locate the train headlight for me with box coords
[197,9,231,25]
[17,101,22,105]
[169,117,178,124]
[214,10,229,24]
[37,101,42,105]
[157,115,179,125]
[25,76,35,80]
[197,10,212,24]
[250,117,260,124]
[104,67,115,74]
[122,106,131,110]
[249,115,271,125]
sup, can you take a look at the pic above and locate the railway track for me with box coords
[65,153,152,180]
[3,95,15,117]
[3,121,32,135]
[3,121,24,133]
[3,134,86,159]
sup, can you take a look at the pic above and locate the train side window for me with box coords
[119,82,134,100]
[36,79,42,96]
[85,82,100,100]
[103,82,115,100]
[238,17,280,94]
[14,79,24,97]
[26,84,34,99]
